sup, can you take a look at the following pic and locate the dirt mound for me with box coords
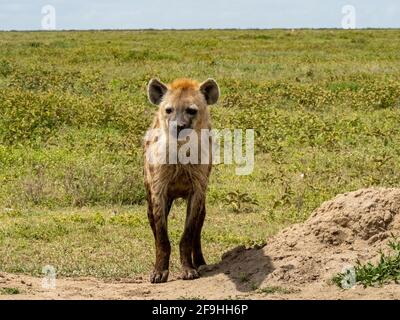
[212,188,400,287]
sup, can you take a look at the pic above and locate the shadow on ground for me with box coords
[199,245,274,292]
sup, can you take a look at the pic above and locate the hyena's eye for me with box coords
[165,107,174,114]
[186,108,198,116]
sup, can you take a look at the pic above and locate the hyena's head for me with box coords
[147,78,219,136]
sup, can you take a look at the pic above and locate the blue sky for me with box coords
[0,0,399,30]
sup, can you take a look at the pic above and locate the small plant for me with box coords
[178,296,204,300]
[239,272,250,283]
[258,286,294,295]
[250,282,259,291]
[223,190,259,213]
[273,183,294,209]
[0,287,21,295]
[333,236,400,288]
[0,59,13,77]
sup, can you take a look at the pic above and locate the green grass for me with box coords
[333,237,400,288]
[0,205,274,278]
[258,286,294,295]
[0,29,400,279]
[239,272,251,283]
[0,287,21,295]
[178,296,205,300]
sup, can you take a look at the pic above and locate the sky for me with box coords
[0,0,399,30]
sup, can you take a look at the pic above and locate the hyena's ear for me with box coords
[200,78,220,105]
[147,78,168,105]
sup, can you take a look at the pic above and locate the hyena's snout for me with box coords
[170,111,194,135]
[169,120,191,136]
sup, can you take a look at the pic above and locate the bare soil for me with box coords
[2,188,400,300]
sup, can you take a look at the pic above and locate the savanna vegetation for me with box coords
[333,236,400,288]
[0,29,400,278]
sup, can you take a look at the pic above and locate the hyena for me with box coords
[144,78,220,283]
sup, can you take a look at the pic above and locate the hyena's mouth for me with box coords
[167,125,194,141]
[177,128,195,141]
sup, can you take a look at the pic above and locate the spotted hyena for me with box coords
[144,78,220,283]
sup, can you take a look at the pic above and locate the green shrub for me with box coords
[333,237,400,288]
[0,59,13,77]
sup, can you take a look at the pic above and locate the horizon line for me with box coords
[1,27,400,32]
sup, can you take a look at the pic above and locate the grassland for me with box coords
[0,29,400,279]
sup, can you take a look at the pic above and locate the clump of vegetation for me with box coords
[333,237,400,288]
[178,296,205,300]
[0,59,13,77]
[239,272,250,283]
[223,190,259,213]
[0,287,21,295]
[258,286,294,295]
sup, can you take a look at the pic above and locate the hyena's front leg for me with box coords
[180,194,204,280]
[146,190,156,238]
[192,202,206,269]
[149,195,172,283]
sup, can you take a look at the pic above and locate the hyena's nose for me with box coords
[176,122,189,135]
[177,124,186,133]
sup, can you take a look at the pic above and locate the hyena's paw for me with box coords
[193,255,206,270]
[150,270,169,283]
[181,267,200,280]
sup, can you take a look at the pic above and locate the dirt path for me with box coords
[1,270,399,300]
[2,188,400,300]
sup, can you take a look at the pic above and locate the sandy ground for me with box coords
[1,268,399,300]
[2,188,400,300]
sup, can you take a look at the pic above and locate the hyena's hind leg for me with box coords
[149,195,173,283]
[192,203,206,269]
